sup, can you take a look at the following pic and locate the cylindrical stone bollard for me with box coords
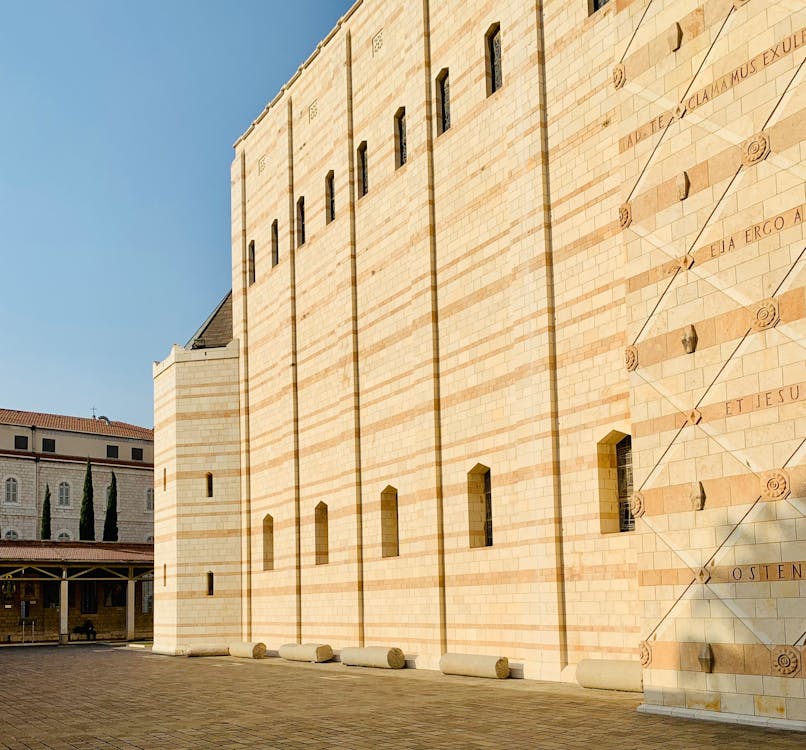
[576,659,642,692]
[184,644,230,657]
[279,643,333,663]
[340,646,406,669]
[229,642,267,659]
[439,653,509,679]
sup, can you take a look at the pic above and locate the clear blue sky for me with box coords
[0,0,351,429]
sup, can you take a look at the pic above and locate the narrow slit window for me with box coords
[163,563,167,586]
[297,197,305,246]
[485,23,502,96]
[206,571,214,596]
[394,108,407,168]
[325,171,335,224]
[263,514,274,570]
[436,69,450,134]
[269,220,279,267]
[468,464,493,548]
[163,467,166,491]
[315,502,329,565]
[206,472,213,498]
[357,141,368,197]
[380,486,399,558]
[248,240,256,285]
[617,435,634,532]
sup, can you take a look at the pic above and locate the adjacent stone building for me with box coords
[153,0,805,729]
[0,409,154,543]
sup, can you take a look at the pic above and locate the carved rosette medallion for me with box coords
[761,470,790,501]
[630,492,645,518]
[750,298,779,331]
[772,646,799,677]
[613,63,626,90]
[639,641,652,667]
[625,345,638,372]
[618,202,632,230]
[741,132,770,166]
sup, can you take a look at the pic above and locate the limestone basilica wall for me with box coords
[153,0,805,727]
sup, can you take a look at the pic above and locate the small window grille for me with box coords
[14,435,28,450]
[42,438,56,453]
[132,447,143,461]
[106,445,119,459]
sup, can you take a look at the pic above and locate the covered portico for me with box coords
[0,541,153,643]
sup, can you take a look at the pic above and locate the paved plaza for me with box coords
[0,644,803,749]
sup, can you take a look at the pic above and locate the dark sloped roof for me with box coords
[0,541,153,564]
[186,290,233,349]
[0,409,153,440]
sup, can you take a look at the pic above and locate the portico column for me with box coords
[59,567,68,645]
[126,568,135,640]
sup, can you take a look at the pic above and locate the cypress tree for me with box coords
[40,484,52,540]
[103,472,119,542]
[79,459,95,541]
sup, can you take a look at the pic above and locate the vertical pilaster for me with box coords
[59,568,68,645]
[126,570,135,640]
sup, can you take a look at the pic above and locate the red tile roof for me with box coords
[0,541,153,564]
[0,409,152,441]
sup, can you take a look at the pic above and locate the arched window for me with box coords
[248,240,256,285]
[617,435,634,532]
[436,68,450,134]
[4,477,19,504]
[394,108,407,168]
[206,473,213,498]
[58,481,70,507]
[357,141,368,197]
[271,220,279,267]
[315,502,328,565]
[325,171,335,224]
[56,530,71,542]
[263,514,274,570]
[468,464,492,548]
[4,529,19,540]
[381,486,399,558]
[485,23,502,96]
[596,430,634,533]
[296,196,306,246]
[146,488,154,511]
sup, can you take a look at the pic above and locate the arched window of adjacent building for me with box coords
[206,571,214,596]
[436,68,450,134]
[263,514,274,571]
[485,23,502,96]
[146,488,154,512]
[394,108,407,168]
[4,477,19,504]
[56,530,71,542]
[596,430,634,533]
[380,486,399,558]
[357,141,368,197]
[468,464,492,548]
[58,481,71,507]
[325,171,335,224]
[206,472,213,498]
[4,529,19,540]
[617,435,634,531]
[248,240,256,285]
[296,197,306,246]
[271,219,279,267]
[315,502,328,565]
